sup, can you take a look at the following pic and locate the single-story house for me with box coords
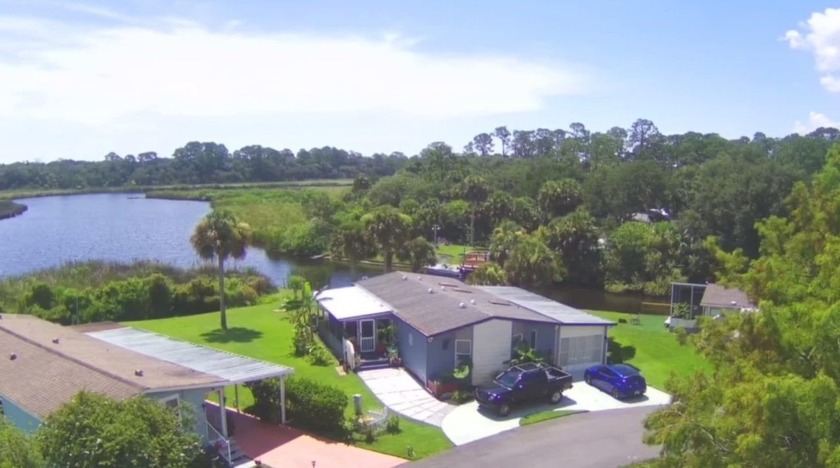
[0,314,293,466]
[316,272,615,388]
[667,282,757,330]
[700,284,757,316]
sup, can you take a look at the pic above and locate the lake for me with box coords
[0,193,662,313]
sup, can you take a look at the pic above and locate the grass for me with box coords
[588,310,712,389]
[125,293,453,460]
[519,410,585,426]
[435,244,479,264]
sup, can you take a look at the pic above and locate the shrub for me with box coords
[306,343,334,367]
[24,282,56,310]
[245,377,348,437]
[385,414,401,434]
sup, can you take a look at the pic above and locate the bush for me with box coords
[306,343,334,367]
[245,377,348,437]
[385,414,401,434]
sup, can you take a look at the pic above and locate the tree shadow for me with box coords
[607,337,636,363]
[200,327,263,343]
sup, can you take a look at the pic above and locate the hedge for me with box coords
[245,377,348,435]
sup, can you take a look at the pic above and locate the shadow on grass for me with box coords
[607,337,636,363]
[200,327,264,343]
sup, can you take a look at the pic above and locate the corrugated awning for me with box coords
[87,327,294,386]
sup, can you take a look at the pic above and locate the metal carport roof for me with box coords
[87,327,294,385]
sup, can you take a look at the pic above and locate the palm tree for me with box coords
[458,175,489,246]
[362,206,411,272]
[190,210,251,330]
[329,220,376,279]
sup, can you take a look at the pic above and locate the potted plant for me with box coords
[388,346,401,367]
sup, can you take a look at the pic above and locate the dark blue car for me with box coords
[584,364,647,399]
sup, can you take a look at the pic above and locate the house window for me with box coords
[442,339,449,350]
[408,333,413,347]
[512,333,523,349]
[158,395,180,417]
[455,339,472,365]
[530,330,537,349]
[557,335,603,367]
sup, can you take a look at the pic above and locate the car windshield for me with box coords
[495,370,520,388]
[612,364,640,377]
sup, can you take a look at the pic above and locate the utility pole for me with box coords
[432,224,440,246]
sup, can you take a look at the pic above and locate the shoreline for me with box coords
[0,201,27,220]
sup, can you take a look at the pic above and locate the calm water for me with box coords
[0,194,660,313]
[0,193,361,288]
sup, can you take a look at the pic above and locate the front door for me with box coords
[359,319,376,353]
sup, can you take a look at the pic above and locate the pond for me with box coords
[0,193,662,313]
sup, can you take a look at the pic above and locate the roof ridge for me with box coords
[0,321,147,392]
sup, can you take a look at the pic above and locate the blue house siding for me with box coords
[145,388,214,442]
[395,316,428,384]
[510,322,557,363]
[0,394,41,434]
[425,326,473,384]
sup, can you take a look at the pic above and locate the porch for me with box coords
[315,286,398,370]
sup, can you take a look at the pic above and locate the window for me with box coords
[158,395,180,417]
[442,339,450,350]
[455,339,472,365]
[557,335,603,367]
[529,330,537,349]
[408,332,413,347]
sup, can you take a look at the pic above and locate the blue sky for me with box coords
[0,0,838,162]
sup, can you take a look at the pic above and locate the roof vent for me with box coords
[440,286,446,291]
[52,338,60,344]
[470,299,476,305]
[730,301,737,305]
[401,275,407,281]
[134,369,144,377]
[417,276,422,280]
[428,288,433,294]
[459,302,466,308]
[9,353,17,360]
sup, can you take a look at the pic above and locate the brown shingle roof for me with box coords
[356,272,560,335]
[0,314,224,420]
[700,284,755,309]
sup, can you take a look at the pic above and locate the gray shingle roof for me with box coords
[700,284,755,309]
[355,272,610,335]
[0,314,227,419]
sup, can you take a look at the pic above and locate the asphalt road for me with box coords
[408,406,660,468]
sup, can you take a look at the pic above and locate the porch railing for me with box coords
[206,419,231,465]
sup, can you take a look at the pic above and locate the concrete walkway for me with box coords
[225,408,404,468]
[357,368,456,427]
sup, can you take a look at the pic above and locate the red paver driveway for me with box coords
[227,409,405,468]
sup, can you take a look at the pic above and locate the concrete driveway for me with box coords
[410,406,661,468]
[441,383,670,445]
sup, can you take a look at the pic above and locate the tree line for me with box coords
[0,143,407,190]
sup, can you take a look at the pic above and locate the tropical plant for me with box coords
[362,205,412,272]
[458,175,490,246]
[329,220,376,279]
[190,209,252,330]
[397,236,437,272]
[0,418,42,468]
[467,262,508,286]
[504,234,564,290]
[507,342,545,366]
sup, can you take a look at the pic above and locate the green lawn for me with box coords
[435,244,479,263]
[125,294,452,460]
[587,310,712,388]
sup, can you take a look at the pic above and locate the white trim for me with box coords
[455,339,472,364]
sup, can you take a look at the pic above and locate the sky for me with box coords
[0,0,839,163]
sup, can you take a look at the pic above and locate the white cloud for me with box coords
[785,8,840,93]
[0,16,588,128]
[793,111,840,134]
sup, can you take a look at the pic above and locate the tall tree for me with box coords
[190,210,252,330]
[458,175,490,246]
[537,178,583,221]
[644,146,840,466]
[504,234,563,290]
[329,220,376,279]
[494,126,511,157]
[397,236,438,272]
[362,205,412,272]
[472,133,495,156]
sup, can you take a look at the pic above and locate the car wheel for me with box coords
[585,375,592,385]
[549,391,562,404]
[498,404,511,417]
[611,387,621,399]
